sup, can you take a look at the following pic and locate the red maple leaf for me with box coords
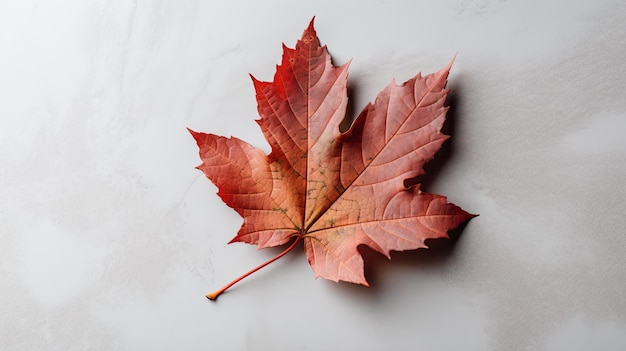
[190,19,475,300]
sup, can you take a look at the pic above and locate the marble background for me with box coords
[1,1,625,350]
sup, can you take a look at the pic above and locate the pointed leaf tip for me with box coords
[301,17,319,46]
[187,128,203,144]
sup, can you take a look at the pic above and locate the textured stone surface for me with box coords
[1,1,625,350]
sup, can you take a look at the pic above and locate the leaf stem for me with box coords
[206,236,302,301]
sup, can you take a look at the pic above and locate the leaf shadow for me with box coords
[324,222,469,300]
[339,77,360,133]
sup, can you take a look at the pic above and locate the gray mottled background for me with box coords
[1,1,625,350]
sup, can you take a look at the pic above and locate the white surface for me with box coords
[2,1,626,350]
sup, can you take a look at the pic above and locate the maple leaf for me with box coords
[190,19,475,300]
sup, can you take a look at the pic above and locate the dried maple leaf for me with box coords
[190,19,475,300]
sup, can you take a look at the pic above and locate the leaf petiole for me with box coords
[206,235,302,301]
